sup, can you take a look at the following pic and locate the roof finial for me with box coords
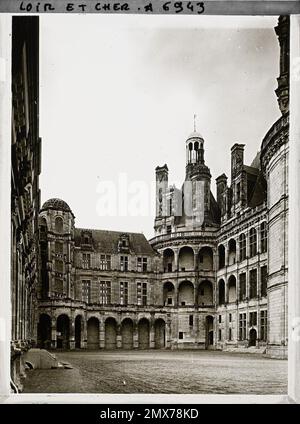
[193,113,197,132]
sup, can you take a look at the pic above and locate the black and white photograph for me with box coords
[1,1,299,402]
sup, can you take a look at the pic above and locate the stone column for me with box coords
[194,281,198,306]
[173,248,179,271]
[116,323,122,349]
[99,319,105,349]
[69,316,75,350]
[166,321,171,349]
[193,248,198,271]
[150,319,155,349]
[133,321,139,349]
[224,241,229,266]
[51,317,57,349]
[82,317,87,349]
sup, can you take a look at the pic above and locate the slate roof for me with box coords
[41,198,74,215]
[74,228,156,256]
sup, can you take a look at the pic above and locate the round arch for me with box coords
[105,317,117,350]
[178,246,194,271]
[87,317,99,350]
[154,318,166,349]
[121,318,134,349]
[178,280,194,306]
[56,314,70,349]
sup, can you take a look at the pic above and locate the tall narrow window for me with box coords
[99,281,111,304]
[249,228,257,257]
[55,216,63,233]
[249,269,257,299]
[82,280,91,303]
[260,222,267,253]
[55,241,63,255]
[100,254,111,270]
[239,273,246,301]
[261,266,267,297]
[239,233,246,261]
[137,257,142,272]
[137,282,147,306]
[239,313,247,340]
[82,253,91,269]
[260,310,267,341]
[55,259,63,274]
[120,281,128,305]
[236,182,241,202]
[249,311,257,326]
[120,255,128,271]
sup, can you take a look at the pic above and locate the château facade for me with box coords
[35,17,289,359]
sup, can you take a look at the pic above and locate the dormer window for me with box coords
[81,231,92,245]
[118,234,130,253]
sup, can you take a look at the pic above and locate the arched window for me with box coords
[239,233,246,261]
[249,228,257,257]
[218,279,225,305]
[260,222,267,253]
[218,245,225,269]
[228,239,236,265]
[55,216,63,233]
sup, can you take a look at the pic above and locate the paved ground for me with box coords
[23,350,287,394]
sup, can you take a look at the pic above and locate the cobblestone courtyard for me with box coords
[22,350,287,394]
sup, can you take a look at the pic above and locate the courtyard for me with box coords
[22,350,287,394]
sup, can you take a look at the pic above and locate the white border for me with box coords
[0,12,299,404]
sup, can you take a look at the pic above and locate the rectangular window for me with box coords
[236,182,241,202]
[249,229,257,257]
[100,254,111,271]
[260,310,267,342]
[249,311,257,326]
[249,269,257,299]
[219,315,222,323]
[54,278,63,294]
[137,282,147,306]
[189,315,193,326]
[120,281,128,305]
[169,197,173,216]
[137,257,148,272]
[167,225,171,234]
[55,241,63,255]
[261,266,267,297]
[82,280,91,303]
[239,313,247,340]
[99,281,111,305]
[120,255,128,271]
[260,222,267,253]
[179,332,183,340]
[228,327,232,341]
[82,253,91,269]
[239,234,246,261]
[229,313,232,323]
[55,258,63,273]
[239,273,246,301]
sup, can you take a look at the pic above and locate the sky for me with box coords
[39,14,280,239]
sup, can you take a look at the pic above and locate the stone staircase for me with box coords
[224,346,267,354]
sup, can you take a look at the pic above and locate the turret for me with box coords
[155,164,168,219]
[275,16,289,115]
[39,198,75,300]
